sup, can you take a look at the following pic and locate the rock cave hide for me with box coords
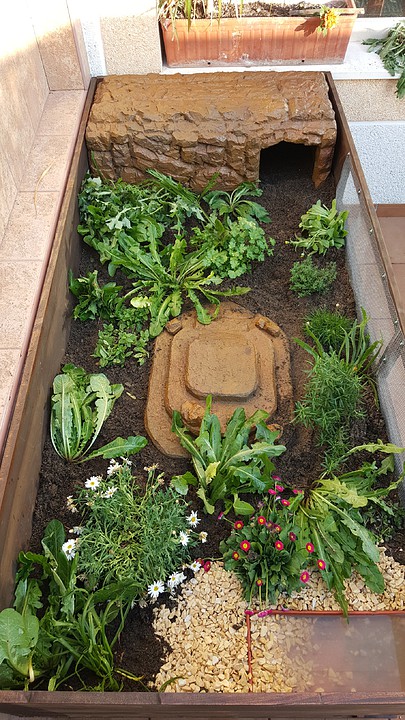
[85,71,337,191]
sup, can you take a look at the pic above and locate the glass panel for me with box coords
[250,614,405,693]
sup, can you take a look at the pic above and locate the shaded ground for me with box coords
[31,142,404,689]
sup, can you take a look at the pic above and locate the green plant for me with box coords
[295,311,382,469]
[290,442,405,615]
[290,256,337,297]
[363,22,405,99]
[69,270,123,322]
[50,363,147,462]
[70,463,203,597]
[79,173,276,339]
[303,308,382,393]
[220,494,310,607]
[191,215,275,280]
[110,235,249,337]
[171,396,286,515]
[295,351,365,467]
[0,520,128,690]
[288,199,348,255]
[204,182,271,226]
[95,323,149,367]
[304,308,353,353]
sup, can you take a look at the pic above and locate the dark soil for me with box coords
[175,0,347,19]
[31,141,404,691]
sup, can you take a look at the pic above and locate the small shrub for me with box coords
[220,490,310,607]
[71,462,204,600]
[304,308,353,353]
[295,351,364,466]
[290,256,337,297]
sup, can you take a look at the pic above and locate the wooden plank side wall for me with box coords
[0,81,96,610]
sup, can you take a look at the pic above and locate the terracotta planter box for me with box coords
[161,2,359,67]
[1,75,405,718]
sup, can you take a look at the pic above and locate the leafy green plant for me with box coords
[0,520,128,690]
[303,308,382,392]
[290,256,337,297]
[70,463,203,596]
[171,396,286,515]
[295,351,365,468]
[289,442,405,615]
[78,172,276,340]
[204,182,271,226]
[191,215,275,280]
[363,22,405,99]
[295,310,382,468]
[50,363,147,462]
[220,494,310,607]
[111,235,249,338]
[69,270,123,322]
[304,308,353,353]
[78,175,167,254]
[95,323,149,367]
[288,199,348,255]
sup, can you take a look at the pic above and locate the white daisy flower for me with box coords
[189,560,202,573]
[66,495,78,513]
[144,463,158,472]
[62,538,77,560]
[147,580,165,599]
[120,457,132,466]
[85,476,101,490]
[179,531,189,546]
[174,571,186,586]
[102,486,118,498]
[167,573,178,589]
[107,460,121,476]
[199,531,208,543]
[187,511,200,528]
[69,526,84,536]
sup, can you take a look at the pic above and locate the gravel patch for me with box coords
[153,550,405,693]
[153,563,249,692]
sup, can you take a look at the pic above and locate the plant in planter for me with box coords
[171,395,286,515]
[158,0,361,67]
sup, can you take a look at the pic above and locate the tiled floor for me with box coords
[0,89,86,450]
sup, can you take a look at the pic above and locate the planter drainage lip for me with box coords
[1,74,405,715]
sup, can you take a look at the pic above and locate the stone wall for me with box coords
[85,71,337,190]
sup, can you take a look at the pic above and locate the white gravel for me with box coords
[152,549,405,693]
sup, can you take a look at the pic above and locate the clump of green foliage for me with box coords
[50,363,147,462]
[295,310,382,468]
[71,463,200,594]
[363,22,405,99]
[220,491,310,607]
[220,442,404,615]
[292,442,405,615]
[171,396,285,516]
[69,271,150,366]
[76,171,274,362]
[0,520,129,690]
[304,307,353,353]
[288,199,348,255]
[295,350,364,466]
[290,256,337,297]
